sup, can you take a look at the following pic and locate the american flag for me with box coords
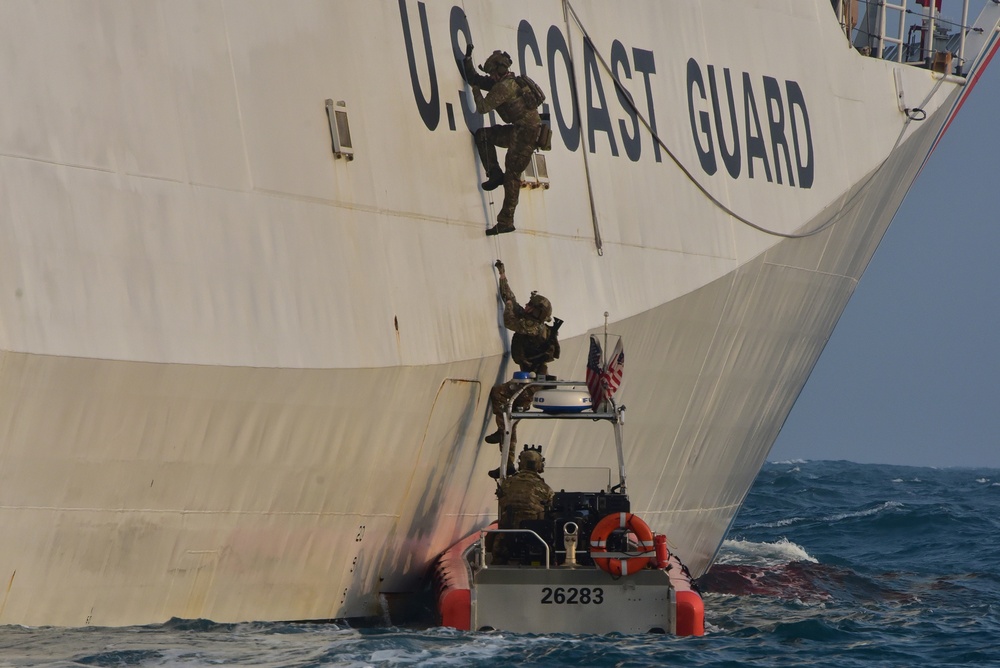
[602,337,624,399]
[586,335,603,408]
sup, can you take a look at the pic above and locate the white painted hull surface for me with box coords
[1,1,998,626]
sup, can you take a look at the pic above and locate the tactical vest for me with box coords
[494,76,535,124]
[512,330,558,373]
[498,473,552,526]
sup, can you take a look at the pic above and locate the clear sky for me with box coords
[770,6,1000,469]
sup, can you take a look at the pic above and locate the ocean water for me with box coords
[2,460,999,667]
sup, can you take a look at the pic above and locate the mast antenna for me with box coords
[603,311,609,367]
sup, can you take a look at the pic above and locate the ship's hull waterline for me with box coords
[1,1,997,625]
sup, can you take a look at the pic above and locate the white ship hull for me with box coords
[1,0,997,626]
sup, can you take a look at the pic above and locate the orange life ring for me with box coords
[589,512,655,576]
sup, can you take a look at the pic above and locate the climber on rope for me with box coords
[462,44,547,236]
[485,260,561,478]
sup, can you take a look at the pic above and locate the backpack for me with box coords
[516,74,546,109]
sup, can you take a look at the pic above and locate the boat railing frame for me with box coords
[496,379,627,494]
[476,528,551,570]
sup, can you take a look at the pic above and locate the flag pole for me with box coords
[602,311,609,369]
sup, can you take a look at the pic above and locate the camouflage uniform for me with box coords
[462,53,494,91]
[490,449,554,565]
[472,71,541,231]
[488,273,558,471]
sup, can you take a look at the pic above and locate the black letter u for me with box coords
[399,0,440,130]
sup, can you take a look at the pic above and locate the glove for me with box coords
[465,43,474,59]
[495,260,505,272]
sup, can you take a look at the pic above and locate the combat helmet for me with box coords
[481,50,513,75]
[527,291,553,322]
[519,444,544,473]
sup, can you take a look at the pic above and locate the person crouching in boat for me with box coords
[489,446,554,565]
[464,47,542,236]
[486,260,560,479]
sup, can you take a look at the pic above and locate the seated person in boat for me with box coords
[490,446,554,565]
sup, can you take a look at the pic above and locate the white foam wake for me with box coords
[715,537,817,567]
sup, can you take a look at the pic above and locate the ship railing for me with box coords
[845,0,972,74]
[476,528,551,570]
[877,0,910,61]
[496,379,627,494]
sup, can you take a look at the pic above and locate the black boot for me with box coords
[484,430,503,444]
[488,463,518,480]
[482,169,504,191]
[485,222,515,236]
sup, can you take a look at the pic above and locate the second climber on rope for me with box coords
[462,45,546,236]
[485,260,561,479]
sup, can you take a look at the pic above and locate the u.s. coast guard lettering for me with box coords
[398,0,662,163]
[398,0,814,186]
[687,58,814,189]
